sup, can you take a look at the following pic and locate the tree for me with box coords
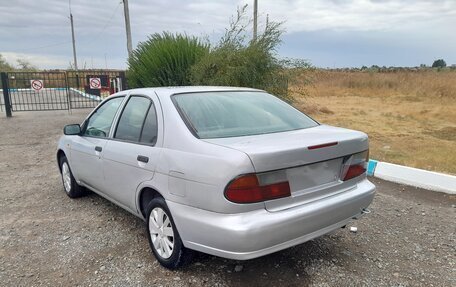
[127,32,209,87]
[432,59,446,68]
[0,53,14,71]
[190,6,282,91]
[190,5,310,102]
[16,58,38,71]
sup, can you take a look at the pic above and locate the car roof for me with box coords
[125,86,264,98]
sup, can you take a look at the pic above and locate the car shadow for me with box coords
[181,235,347,287]
[80,192,352,287]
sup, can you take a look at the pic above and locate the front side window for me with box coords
[172,91,318,139]
[115,96,151,142]
[83,97,124,138]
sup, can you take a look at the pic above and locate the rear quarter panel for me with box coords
[139,91,264,214]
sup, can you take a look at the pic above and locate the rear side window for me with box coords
[115,96,150,142]
[139,103,158,145]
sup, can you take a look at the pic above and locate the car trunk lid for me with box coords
[204,125,369,211]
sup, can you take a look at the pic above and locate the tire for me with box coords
[59,155,86,198]
[145,197,194,269]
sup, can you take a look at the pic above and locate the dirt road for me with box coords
[1,110,454,286]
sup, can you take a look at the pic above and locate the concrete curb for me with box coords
[368,160,456,194]
[0,88,68,92]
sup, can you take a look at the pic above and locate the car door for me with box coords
[70,96,125,192]
[102,94,163,212]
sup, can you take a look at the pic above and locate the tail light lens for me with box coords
[341,150,369,181]
[225,172,291,204]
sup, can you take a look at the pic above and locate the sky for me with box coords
[0,0,455,69]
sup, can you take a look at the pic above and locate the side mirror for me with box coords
[64,124,81,135]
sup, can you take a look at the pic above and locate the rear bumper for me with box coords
[168,178,375,260]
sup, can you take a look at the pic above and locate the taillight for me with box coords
[225,172,291,204]
[343,164,366,181]
[341,150,368,181]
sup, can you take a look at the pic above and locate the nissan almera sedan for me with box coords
[57,86,375,269]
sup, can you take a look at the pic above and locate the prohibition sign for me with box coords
[89,78,102,89]
[30,80,44,91]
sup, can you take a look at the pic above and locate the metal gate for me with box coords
[1,70,126,117]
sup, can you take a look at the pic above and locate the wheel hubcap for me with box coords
[61,162,72,193]
[149,207,174,259]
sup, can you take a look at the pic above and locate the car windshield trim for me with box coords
[171,91,319,139]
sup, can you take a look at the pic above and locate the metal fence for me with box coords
[1,70,126,117]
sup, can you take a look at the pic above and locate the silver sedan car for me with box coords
[57,86,375,269]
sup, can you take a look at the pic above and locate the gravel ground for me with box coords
[0,110,455,287]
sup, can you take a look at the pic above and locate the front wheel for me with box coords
[59,156,86,198]
[146,197,193,269]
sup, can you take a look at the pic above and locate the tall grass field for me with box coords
[292,69,456,175]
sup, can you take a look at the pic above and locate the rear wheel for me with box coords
[146,197,193,269]
[59,156,86,198]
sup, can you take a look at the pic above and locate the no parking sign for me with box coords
[30,79,44,91]
[89,78,101,89]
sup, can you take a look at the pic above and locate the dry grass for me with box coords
[292,70,456,175]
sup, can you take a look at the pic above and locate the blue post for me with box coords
[367,160,378,176]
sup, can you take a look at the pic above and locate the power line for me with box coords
[253,0,258,41]
[91,1,122,69]
[95,1,122,39]
[13,41,71,52]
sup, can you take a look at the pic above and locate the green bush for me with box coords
[127,32,208,87]
[190,41,278,89]
[127,7,312,102]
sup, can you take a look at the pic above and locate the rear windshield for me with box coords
[172,91,318,139]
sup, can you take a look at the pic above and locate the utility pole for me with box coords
[123,0,133,58]
[69,0,78,71]
[253,0,258,41]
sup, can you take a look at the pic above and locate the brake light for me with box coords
[341,150,368,181]
[308,142,338,150]
[225,174,291,204]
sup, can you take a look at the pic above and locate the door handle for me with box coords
[137,155,149,163]
[95,146,102,152]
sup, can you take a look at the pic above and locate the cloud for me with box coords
[1,52,70,69]
[259,0,456,33]
[280,28,456,68]
[0,0,455,69]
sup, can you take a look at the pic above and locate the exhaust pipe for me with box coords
[351,208,371,220]
[346,208,372,230]
[361,208,371,214]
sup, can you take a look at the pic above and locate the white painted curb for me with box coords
[69,88,102,101]
[0,87,102,102]
[373,161,456,194]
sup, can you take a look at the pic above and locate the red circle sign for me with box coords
[31,80,43,91]
[90,78,101,89]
